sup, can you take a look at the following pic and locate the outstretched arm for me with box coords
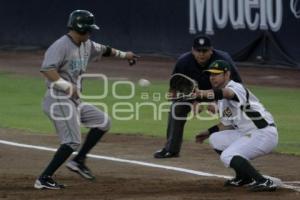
[102,46,140,65]
[194,88,236,101]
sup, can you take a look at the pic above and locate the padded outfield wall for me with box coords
[0,0,299,67]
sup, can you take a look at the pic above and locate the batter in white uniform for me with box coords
[195,60,278,192]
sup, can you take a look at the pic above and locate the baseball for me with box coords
[256,55,263,60]
[138,78,151,87]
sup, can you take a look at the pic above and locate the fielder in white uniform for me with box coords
[195,60,278,192]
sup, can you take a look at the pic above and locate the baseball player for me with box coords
[154,35,242,158]
[34,10,139,190]
[194,60,278,192]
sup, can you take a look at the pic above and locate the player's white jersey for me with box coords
[218,80,275,133]
[41,35,107,87]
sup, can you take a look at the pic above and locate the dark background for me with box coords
[0,0,299,67]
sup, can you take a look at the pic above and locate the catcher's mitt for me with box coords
[168,73,198,101]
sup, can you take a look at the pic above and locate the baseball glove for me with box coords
[168,73,198,101]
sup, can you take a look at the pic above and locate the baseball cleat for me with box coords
[224,177,253,187]
[153,148,179,159]
[249,178,277,192]
[34,176,65,190]
[66,160,95,180]
[246,180,257,187]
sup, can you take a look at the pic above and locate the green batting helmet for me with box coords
[67,10,99,34]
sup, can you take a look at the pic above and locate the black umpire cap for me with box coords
[193,35,212,50]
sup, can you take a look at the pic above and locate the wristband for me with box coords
[213,89,224,100]
[115,50,127,59]
[103,46,112,57]
[208,125,219,135]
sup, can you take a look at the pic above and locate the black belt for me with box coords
[257,122,276,129]
[269,123,276,127]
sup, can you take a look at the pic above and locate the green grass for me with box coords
[0,72,300,155]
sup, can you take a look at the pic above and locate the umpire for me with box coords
[154,35,242,158]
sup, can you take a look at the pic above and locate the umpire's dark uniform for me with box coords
[154,36,242,158]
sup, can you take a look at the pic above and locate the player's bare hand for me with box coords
[195,131,210,143]
[207,103,217,114]
[126,51,140,66]
[194,88,205,98]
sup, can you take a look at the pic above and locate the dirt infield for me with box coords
[1,129,300,200]
[1,51,300,199]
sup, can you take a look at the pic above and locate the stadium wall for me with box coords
[0,0,299,67]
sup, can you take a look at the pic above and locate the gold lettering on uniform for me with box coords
[222,107,232,117]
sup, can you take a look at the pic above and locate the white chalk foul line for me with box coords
[0,139,229,179]
[1,139,300,192]
[284,181,300,184]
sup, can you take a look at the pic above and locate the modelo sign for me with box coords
[189,0,287,35]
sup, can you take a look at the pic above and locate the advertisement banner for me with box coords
[0,0,299,67]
